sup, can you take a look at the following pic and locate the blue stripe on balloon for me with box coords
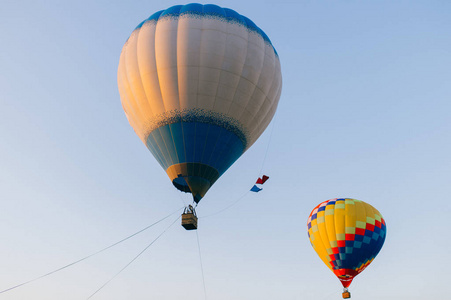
[158,126,177,166]
[169,122,186,163]
[149,128,173,167]
[183,123,196,162]
[160,4,183,17]
[145,132,166,169]
[333,229,386,271]
[202,125,221,163]
[146,121,245,176]
[133,3,278,55]
[203,4,226,16]
[135,10,163,30]
[180,3,203,14]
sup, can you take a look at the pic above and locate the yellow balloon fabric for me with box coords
[307,198,386,288]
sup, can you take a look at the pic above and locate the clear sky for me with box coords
[1,1,450,299]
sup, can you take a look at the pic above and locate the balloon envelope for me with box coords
[307,198,386,288]
[118,4,282,203]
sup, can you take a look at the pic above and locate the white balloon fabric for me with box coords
[118,4,282,202]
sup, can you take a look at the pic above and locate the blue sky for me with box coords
[1,1,450,299]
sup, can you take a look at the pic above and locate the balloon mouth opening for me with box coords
[172,175,211,203]
[167,163,220,203]
[334,269,358,288]
[339,278,353,289]
[173,177,191,193]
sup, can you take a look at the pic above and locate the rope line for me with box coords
[196,230,207,300]
[0,207,183,295]
[199,191,249,219]
[175,189,188,207]
[200,112,277,219]
[86,215,181,299]
[258,110,278,176]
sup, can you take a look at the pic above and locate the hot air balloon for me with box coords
[307,198,386,299]
[118,3,282,214]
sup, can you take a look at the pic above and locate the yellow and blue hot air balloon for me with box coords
[118,4,282,203]
[307,198,386,299]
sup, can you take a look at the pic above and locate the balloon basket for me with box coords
[181,206,198,230]
[342,288,351,299]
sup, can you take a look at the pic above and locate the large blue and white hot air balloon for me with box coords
[118,3,282,203]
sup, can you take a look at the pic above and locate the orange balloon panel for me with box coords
[307,198,386,288]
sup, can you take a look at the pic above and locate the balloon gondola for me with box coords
[118,3,282,229]
[342,288,351,299]
[181,205,198,230]
[307,198,386,298]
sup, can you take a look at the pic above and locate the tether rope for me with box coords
[258,110,278,176]
[199,191,249,219]
[196,230,207,300]
[177,192,187,206]
[0,207,183,295]
[199,112,278,219]
[86,215,180,299]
